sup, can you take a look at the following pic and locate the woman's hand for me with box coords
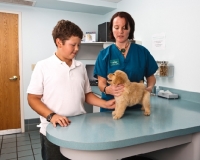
[51,114,71,127]
[146,75,156,93]
[97,75,124,96]
[107,84,124,97]
[146,86,153,93]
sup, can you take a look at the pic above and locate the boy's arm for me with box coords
[85,92,115,109]
[27,93,71,127]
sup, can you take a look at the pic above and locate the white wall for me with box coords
[1,0,200,119]
[0,3,103,119]
[104,0,200,93]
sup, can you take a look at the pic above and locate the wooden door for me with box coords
[0,12,21,131]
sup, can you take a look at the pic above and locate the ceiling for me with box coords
[0,0,122,15]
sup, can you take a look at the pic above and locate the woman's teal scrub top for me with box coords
[94,43,158,112]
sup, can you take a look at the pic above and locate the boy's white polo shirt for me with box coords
[27,54,92,135]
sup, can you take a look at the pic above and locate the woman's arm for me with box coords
[98,76,108,93]
[146,74,156,92]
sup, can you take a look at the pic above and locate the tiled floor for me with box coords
[0,131,42,160]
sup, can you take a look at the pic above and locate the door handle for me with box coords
[9,76,18,80]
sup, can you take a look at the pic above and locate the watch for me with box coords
[46,113,56,122]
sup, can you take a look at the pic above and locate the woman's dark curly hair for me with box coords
[109,12,135,40]
[52,20,83,46]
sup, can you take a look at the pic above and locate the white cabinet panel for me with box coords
[93,94,101,113]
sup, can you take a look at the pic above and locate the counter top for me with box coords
[46,97,200,151]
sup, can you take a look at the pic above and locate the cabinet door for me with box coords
[93,94,101,113]
[76,42,113,60]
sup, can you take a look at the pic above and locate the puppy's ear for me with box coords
[114,76,125,85]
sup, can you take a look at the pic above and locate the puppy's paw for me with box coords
[113,115,122,120]
[141,106,145,111]
[144,111,150,116]
[112,111,116,116]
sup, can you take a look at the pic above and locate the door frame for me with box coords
[0,10,25,133]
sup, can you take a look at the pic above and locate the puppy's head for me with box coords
[107,70,129,85]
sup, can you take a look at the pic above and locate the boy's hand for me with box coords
[105,99,115,109]
[51,114,71,127]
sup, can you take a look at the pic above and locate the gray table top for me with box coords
[46,96,200,150]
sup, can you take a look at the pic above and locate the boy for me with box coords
[27,20,115,160]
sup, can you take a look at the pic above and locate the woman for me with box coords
[94,11,158,112]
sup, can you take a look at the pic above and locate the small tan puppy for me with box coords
[107,70,151,120]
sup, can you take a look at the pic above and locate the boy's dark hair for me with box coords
[109,11,135,40]
[52,20,83,46]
